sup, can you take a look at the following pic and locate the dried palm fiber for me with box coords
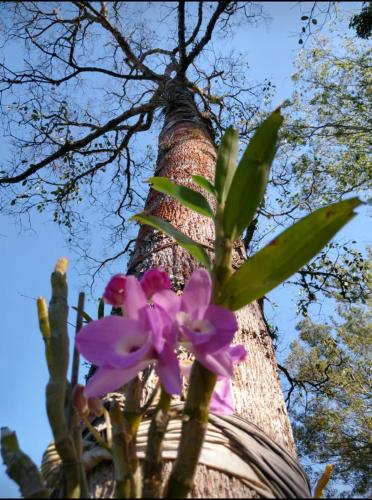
[41,396,311,498]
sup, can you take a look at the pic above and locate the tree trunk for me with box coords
[86,78,310,498]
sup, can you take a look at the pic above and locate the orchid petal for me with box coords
[140,268,171,299]
[189,305,238,354]
[195,348,234,378]
[109,336,155,370]
[210,377,234,415]
[124,276,148,320]
[102,274,127,307]
[196,344,247,379]
[84,360,152,398]
[181,269,211,314]
[145,306,168,353]
[228,344,247,363]
[179,319,215,346]
[156,345,182,395]
[75,316,148,367]
[152,289,181,319]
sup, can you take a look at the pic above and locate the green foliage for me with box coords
[191,175,216,197]
[148,177,214,219]
[71,307,93,324]
[278,31,371,216]
[291,244,371,317]
[285,304,372,497]
[349,1,372,39]
[220,198,361,310]
[137,112,362,315]
[131,213,211,270]
[98,299,105,319]
[223,110,283,240]
[214,126,238,205]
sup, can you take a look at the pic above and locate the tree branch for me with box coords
[0,100,158,185]
[178,1,187,76]
[183,1,230,69]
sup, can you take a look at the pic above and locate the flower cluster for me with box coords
[75,268,246,414]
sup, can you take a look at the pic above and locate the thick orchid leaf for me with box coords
[220,198,361,311]
[132,213,211,270]
[223,109,283,240]
[192,175,216,197]
[214,126,238,205]
[148,177,214,219]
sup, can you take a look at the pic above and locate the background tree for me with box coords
[284,302,372,498]
[273,19,371,498]
[258,22,371,318]
[349,1,372,39]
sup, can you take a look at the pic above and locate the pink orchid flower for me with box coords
[153,268,244,378]
[209,344,247,415]
[140,268,171,299]
[180,341,246,415]
[209,377,234,415]
[103,268,171,309]
[102,273,127,307]
[76,275,181,398]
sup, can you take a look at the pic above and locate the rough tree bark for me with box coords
[86,78,304,498]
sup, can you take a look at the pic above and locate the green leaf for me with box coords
[214,126,238,205]
[192,175,216,197]
[223,109,283,240]
[71,306,93,323]
[132,213,211,270]
[148,177,214,219]
[98,299,104,319]
[220,198,361,311]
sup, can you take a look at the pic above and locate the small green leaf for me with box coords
[223,109,283,240]
[98,299,104,319]
[132,213,211,270]
[192,175,216,197]
[148,177,214,219]
[71,306,93,323]
[215,126,238,205]
[220,198,361,311]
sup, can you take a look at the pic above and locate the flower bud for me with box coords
[140,268,171,299]
[72,384,89,417]
[88,396,104,417]
[103,274,127,307]
[37,297,51,341]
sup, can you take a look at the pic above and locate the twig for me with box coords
[1,428,49,499]
[68,292,85,429]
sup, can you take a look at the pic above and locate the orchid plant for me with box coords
[76,268,245,414]
[1,109,361,499]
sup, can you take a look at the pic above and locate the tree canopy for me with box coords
[349,1,372,39]
[285,303,372,497]
[278,21,371,497]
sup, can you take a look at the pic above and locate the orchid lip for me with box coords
[176,312,214,334]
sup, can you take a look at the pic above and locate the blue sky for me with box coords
[0,2,366,497]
